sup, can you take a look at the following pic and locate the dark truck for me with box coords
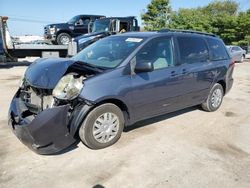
[44,15,105,45]
[68,16,140,56]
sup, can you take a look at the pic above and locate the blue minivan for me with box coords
[8,30,234,154]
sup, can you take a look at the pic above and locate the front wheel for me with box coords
[79,103,124,149]
[56,33,71,45]
[201,83,224,112]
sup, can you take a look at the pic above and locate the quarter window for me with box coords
[177,36,209,64]
[136,37,174,70]
[206,38,229,61]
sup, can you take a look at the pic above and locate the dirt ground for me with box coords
[0,59,250,188]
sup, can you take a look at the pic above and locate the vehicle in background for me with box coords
[68,16,140,56]
[241,45,250,54]
[0,16,68,63]
[227,45,246,63]
[9,29,234,154]
[44,15,105,45]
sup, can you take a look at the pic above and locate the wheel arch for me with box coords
[217,80,226,95]
[56,30,72,38]
[93,98,130,126]
[70,98,130,138]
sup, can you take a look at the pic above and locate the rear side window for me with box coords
[177,36,209,64]
[206,38,229,61]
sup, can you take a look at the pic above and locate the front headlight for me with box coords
[49,27,56,34]
[53,74,84,100]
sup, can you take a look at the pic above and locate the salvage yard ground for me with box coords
[0,58,250,188]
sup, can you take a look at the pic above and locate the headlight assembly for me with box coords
[53,74,84,100]
[49,27,56,34]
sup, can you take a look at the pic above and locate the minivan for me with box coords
[8,30,234,154]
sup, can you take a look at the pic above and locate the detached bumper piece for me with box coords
[8,96,76,155]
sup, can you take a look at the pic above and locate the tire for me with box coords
[201,83,224,112]
[51,40,57,45]
[56,33,71,45]
[79,103,124,149]
[240,55,244,63]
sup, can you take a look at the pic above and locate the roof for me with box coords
[114,32,158,38]
[97,16,136,21]
[112,30,219,40]
[76,14,105,18]
[158,29,217,37]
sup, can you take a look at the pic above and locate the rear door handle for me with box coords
[182,69,188,75]
[171,71,178,77]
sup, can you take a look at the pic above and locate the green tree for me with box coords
[202,0,239,44]
[141,0,249,45]
[169,0,240,44]
[141,0,172,31]
[202,0,238,16]
[235,9,250,45]
[170,8,213,32]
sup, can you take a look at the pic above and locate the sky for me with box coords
[0,0,249,36]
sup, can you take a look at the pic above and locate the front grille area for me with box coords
[19,81,54,114]
[44,27,49,35]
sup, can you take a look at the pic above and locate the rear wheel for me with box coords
[201,83,224,112]
[79,103,124,149]
[56,33,71,45]
[240,55,244,63]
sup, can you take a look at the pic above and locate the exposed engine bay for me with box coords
[8,58,101,154]
[19,60,100,116]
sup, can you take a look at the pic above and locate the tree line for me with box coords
[141,0,250,45]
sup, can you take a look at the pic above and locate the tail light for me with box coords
[229,60,235,67]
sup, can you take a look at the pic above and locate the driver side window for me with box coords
[136,37,174,70]
[78,17,90,25]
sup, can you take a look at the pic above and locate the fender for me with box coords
[69,103,93,137]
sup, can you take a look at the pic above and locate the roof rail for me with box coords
[158,28,217,37]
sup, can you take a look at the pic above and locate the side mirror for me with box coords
[75,21,81,26]
[135,61,154,73]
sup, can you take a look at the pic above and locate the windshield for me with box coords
[92,20,110,32]
[72,36,144,69]
[67,16,80,24]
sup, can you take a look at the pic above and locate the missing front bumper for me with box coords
[8,96,76,155]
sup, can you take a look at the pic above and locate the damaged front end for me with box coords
[8,58,97,154]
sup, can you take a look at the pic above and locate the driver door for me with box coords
[74,16,90,35]
[130,37,184,120]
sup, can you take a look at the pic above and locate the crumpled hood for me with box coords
[25,58,75,89]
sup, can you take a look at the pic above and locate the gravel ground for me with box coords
[0,59,250,188]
